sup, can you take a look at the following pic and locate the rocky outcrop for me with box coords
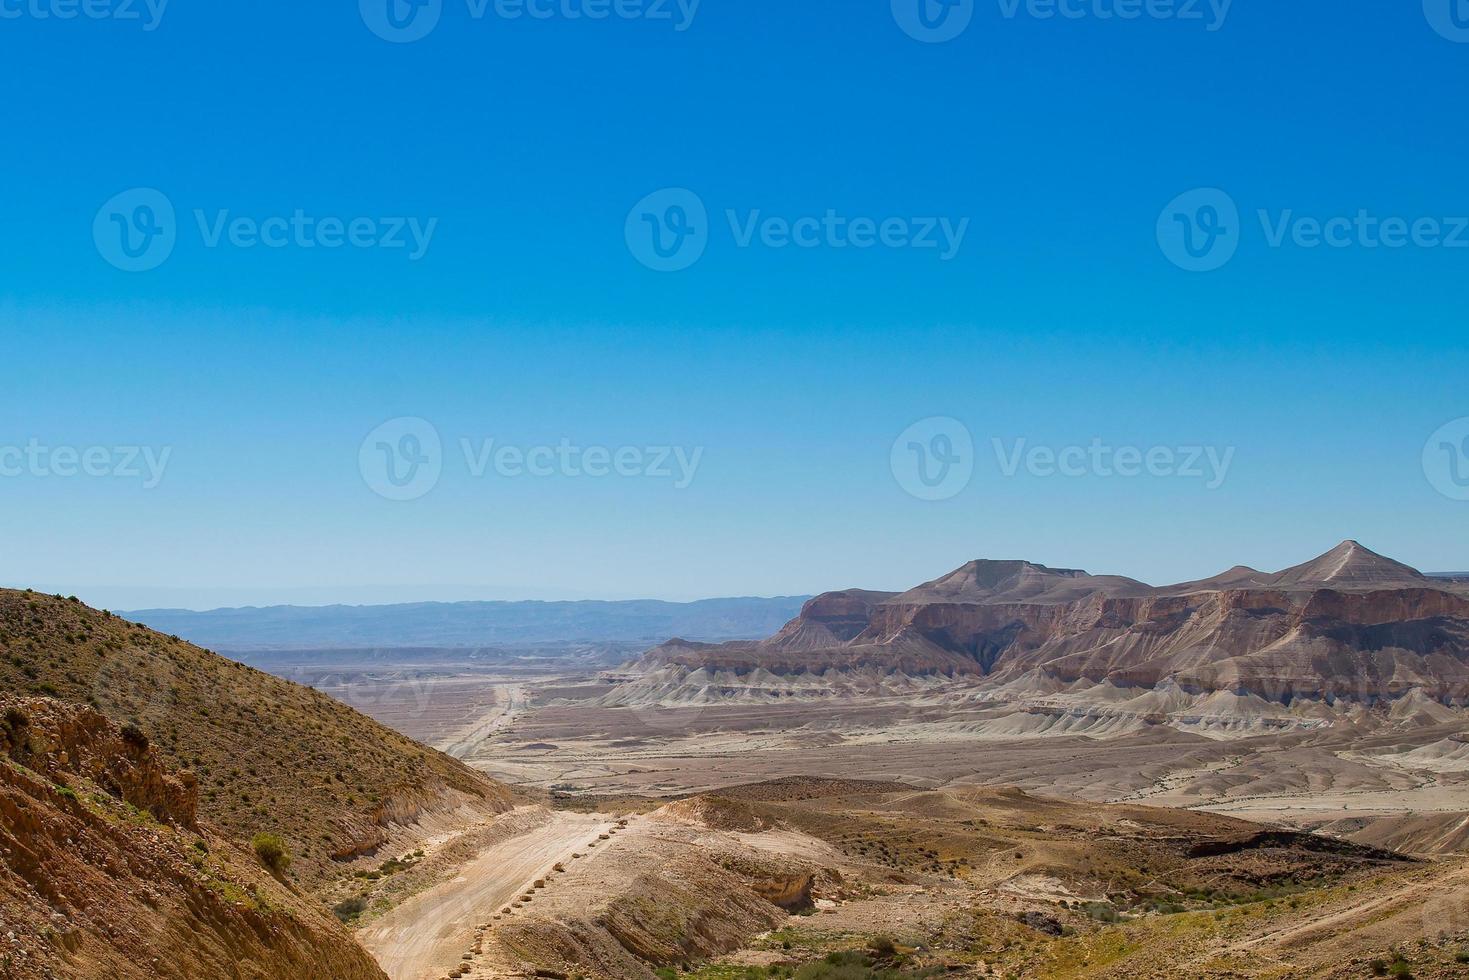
[2,698,197,828]
[0,697,387,980]
[621,542,1469,709]
[327,776,503,861]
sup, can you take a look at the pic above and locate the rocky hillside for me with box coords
[620,542,1469,709]
[0,589,516,892]
[0,697,387,980]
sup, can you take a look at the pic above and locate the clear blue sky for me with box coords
[2,0,1467,609]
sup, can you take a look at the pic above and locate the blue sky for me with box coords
[2,0,1467,608]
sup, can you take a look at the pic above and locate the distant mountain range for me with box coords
[618,542,1469,716]
[122,596,812,651]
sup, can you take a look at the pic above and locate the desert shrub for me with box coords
[1083,902,1120,923]
[332,896,368,923]
[251,833,291,873]
[120,722,149,750]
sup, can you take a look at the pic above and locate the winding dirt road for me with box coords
[360,809,614,980]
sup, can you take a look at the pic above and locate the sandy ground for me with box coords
[359,808,616,980]
[319,660,1469,979]
[308,663,1469,841]
[434,683,528,758]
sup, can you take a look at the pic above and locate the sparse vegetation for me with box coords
[251,832,291,873]
[333,895,369,923]
[0,589,514,889]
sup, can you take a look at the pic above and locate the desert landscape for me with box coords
[9,542,1469,978]
[10,2,1462,975]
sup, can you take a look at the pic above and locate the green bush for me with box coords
[332,896,368,923]
[251,833,291,873]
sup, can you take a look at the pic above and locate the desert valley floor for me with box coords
[270,651,1469,980]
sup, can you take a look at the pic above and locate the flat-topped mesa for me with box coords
[891,559,1153,605]
[619,542,1469,706]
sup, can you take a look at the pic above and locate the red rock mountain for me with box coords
[639,542,1469,704]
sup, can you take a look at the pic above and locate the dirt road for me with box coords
[359,809,615,980]
[434,683,528,759]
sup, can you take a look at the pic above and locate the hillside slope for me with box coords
[0,697,387,980]
[0,589,516,891]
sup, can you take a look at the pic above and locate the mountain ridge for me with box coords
[621,542,1469,711]
[121,595,812,651]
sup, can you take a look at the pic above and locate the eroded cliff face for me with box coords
[0,698,387,980]
[626,546,1469,707]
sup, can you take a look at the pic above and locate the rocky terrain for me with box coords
[613,542,1469,729]
[355,777,1469,980]
[0,589,525,979]
[10,547,1469,980]
[0,589,518,891]
[0,696,386,979]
